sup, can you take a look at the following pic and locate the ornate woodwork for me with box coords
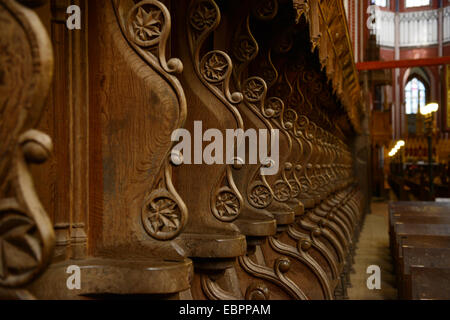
[0,0,54,299]
[1,0,367,300]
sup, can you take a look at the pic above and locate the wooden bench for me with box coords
[392,223,450,262]
[398,246,450,299]
[410,267,450,300]
[389,201,450,300]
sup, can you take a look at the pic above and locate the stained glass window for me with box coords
[371,0,388,7]
[405,77,426,115]
[405,0,430,8]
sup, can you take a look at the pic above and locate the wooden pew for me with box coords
[399,246,450,299]
[410,267,450,300]
[397,235,450,269]
[389,201,450,300]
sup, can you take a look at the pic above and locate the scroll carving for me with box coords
[245,282,270,300]
[188,0,243,106]
[141,157,188,240]
[124,0,183,74]
[113,0,188,241]
[188,0,244,222]
[238,255,308,300]
[201,274,240,300]
[211,166,244,223]
[0,0,55,290]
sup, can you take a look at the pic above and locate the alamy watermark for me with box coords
[66,265,81,290]
[66,5,81,30]
[366,265,381,290]
[170,121,280,175]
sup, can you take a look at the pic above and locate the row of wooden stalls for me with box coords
[0,0,368,299]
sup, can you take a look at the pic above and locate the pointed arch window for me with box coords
[405,77,426,115]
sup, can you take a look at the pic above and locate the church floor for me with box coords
[347,200,398,300]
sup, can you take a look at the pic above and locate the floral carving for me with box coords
[273,181,290,202]
[190,1,217,31]
[0,213,41,281]
[265,98,282,117]
[244,79,265,101]
[233,37,257,62]
[285,109,297,122]
[254,0,278,20]
[214,191,240,220]
[142,196,182,240]
[249,185,272,208]
[132,6,163,43]
[201,52,228,82]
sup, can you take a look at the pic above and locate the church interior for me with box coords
[0,0,449,301]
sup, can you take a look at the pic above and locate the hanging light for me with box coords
[420,102,439,116]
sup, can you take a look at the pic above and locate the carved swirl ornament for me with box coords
[114,0,188,240]
[239,255,307,300]
[232,26,258,63]
[141,160,188,241]
[188,0,243,104]
[124,0,183,74]
[0,0,55,288]
[188,0,244,222]
[264,97,283,118]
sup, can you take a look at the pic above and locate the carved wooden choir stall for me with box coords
[0,0,366,299]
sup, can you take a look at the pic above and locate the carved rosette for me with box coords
[232,24,258,64]
[252,0,278,21]
[211,167,243,222]
[213,189,240,221]
[272,180,291,202]
[142,195,181,240]
[141,159,187,240]
[243,78,266,102]
[248,183,273,209]
[201,51,228,83]
[189,0,218,34]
